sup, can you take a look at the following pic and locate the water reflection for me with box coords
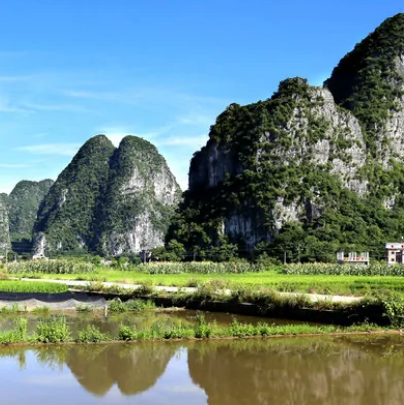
[68,344,175,396]
[1,337,404,404]
[188,337,404,405]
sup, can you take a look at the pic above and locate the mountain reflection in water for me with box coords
[0,337,404,404]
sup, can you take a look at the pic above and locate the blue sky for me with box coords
[0,0,403,193]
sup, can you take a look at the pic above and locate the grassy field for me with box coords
[12,269,404,296]
[0,280,68,294]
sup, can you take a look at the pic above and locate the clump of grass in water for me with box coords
[77,325,109,343]
[0,318,28,344]
[34,317,71,343]
[118,324,137,341]
[109,299,128,312]
[125,299,155,311]
[0,303,26,313]
[194,314,212,338]
[76,304,93,313]
[162,320,194,339]
[32,306,51,314]
[108,298,155,312]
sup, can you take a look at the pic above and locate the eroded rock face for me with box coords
[32,135,180,257]
[0,194,10,253]
[98,136,180,255]
[184,81,370,250]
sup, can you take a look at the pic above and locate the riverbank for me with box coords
[2,278,394,326]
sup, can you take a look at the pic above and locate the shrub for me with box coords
[34,317,71,343]
[77,325,109,342]
[118,325,137,341]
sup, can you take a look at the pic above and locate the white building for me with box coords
[385,243,404,265]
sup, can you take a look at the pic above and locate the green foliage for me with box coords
[194,314,212,338]
[6,259,96,275]
[118,324,137,341]
[7,179,53,243]
[151,240,186,261]
[0,318,27,344]
[34,317,71,343]
[108,298,155,312]
[0,280,68,293]
[77,325,110,342]
[382,293,404,327]
[34,135,116,255]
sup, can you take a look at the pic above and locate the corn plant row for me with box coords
[283,263,404,276]
[5,260,96,275]
[139,261,261,274]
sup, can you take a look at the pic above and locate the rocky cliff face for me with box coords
[33,135,180,257]
[169,13,404,259]
[97,136,180,255]
[0,194,10,254]
[7,179,54,241]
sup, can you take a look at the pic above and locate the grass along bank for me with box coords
[0,280,68,294]
[0,315,394,345]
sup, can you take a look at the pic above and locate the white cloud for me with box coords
[0,96,32,113]
[20,101,95,114]
[17,143,81,157]
[0,74,37,82]
[0,163,31,168]
[157,135,208,147]
[177,113,214,127]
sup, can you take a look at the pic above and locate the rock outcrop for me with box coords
[0,194,10,254]
[98,136,180,255]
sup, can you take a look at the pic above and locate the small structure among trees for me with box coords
[385,243,404,265]
[337,251,370,266]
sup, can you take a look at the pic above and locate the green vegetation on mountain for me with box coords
[7,179,54,242]
[33,135,180,257]
[34,135,116,255]
[166,13,404,263]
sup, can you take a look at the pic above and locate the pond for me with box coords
[1,334,404,404]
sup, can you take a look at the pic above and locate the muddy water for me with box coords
[1,336,404,404]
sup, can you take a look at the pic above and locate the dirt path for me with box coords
[16,278,364,303]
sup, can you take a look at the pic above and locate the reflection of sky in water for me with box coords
[0,348,207,405]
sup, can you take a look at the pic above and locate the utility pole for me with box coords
[283,248,287,265]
